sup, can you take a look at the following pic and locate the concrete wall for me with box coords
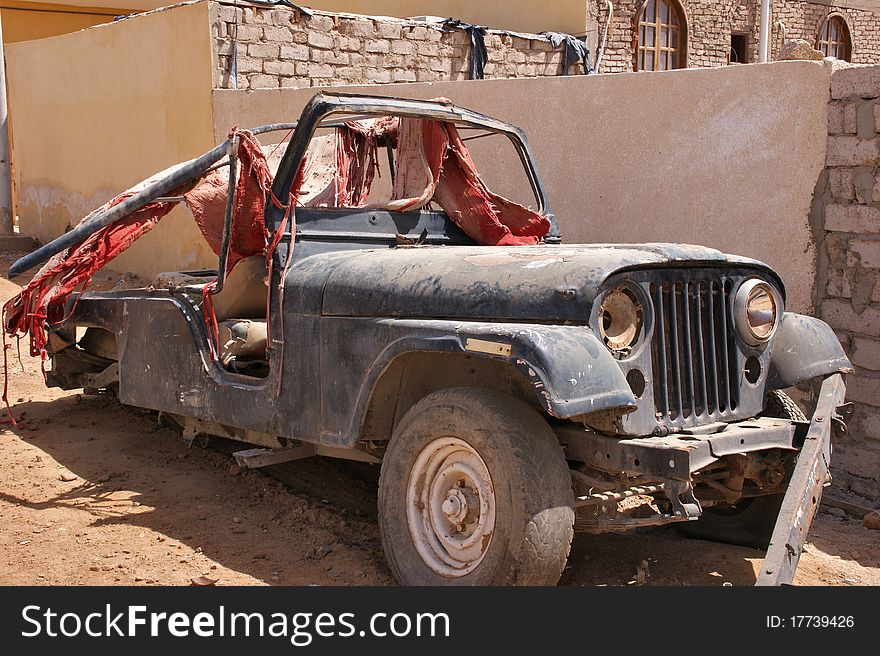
[213,60,829,314]
[6,0,218,274]
[299,0,589,35]
[814,64,880,499]
[8,4,830,314]
[0,2,131,44]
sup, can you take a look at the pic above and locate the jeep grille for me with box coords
[650,273,739,423]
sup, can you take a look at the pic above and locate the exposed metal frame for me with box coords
[756,373,847,586]
[10,93,560,279]
[267,92,557,240]
[8,122,297,278]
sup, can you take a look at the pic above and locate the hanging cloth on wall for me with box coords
[248,0,313,15]
[541,32,595,75]
[441,18,489,80]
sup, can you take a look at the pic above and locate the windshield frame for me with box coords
[268,92,559,241]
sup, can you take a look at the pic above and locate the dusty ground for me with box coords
[0,256,878,586]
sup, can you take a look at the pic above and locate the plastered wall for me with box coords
[5,1,217,275]
[213,60,830,314]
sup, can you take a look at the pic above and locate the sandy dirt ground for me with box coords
[0,256,878,587]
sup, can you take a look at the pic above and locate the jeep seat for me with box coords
[150,255,269,322]
[211,256,269,321]
[217,318,267,367]
[213,256,270,370]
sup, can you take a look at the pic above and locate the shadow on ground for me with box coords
[2,394,779,586]
[4,394,391,585]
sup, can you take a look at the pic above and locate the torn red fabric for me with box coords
[371,115,550,245]
[185,130,278,275]
[2,113,551,413]
[434,123,550,245]
[2,129,277,382]
[3,195,181,361]
[285,117,394,208]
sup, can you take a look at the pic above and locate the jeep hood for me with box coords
[317,243,781,322]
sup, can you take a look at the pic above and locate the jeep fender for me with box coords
[768,313,852,389]
[356,319,637,423]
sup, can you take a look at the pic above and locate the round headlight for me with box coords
[734,279,780,345]
[598,287,643,356]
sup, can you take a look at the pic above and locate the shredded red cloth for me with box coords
[1,192,181,424]
[1,129,278,421]
[3,196,181,359]
[185,130,278,273]
[2,113,551,420]
[369,115,550,245]
[185,130,278,358]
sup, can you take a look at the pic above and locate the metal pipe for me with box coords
[0,14,14,235]
[775,20,787,58]
[212,136,240,295]
[7,142,228,279]
[758,0,771,63]
[595,1,613,73]
[7,122,296,279]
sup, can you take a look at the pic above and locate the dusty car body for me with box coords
[10,93,852,586]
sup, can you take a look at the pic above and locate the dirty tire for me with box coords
[762,389,807,422]
[677,391,805,549]
[378,387,574,586]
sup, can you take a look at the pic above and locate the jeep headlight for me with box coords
[598,286,643,356]
[734,279,781,345]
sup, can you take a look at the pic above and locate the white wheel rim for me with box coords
[406,437,496,577]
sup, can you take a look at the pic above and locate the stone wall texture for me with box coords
[817,65,880,500]
[209,1,880,89]
[772,1,880,63]
[209,2,573,90]
[595,1,880,73]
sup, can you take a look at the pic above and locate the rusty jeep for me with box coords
[8,93,853,586]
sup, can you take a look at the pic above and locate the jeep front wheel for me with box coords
[378,387,574,586]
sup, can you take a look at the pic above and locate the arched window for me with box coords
[817,14,852,61]
[636,0,686,71]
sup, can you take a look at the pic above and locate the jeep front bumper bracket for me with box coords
[756,373,847,586]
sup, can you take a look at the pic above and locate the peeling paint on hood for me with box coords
[317,243,779,321]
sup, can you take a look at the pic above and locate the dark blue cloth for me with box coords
[541,32,594,75]
[441,18,489,80]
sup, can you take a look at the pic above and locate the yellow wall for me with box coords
[304,0,588,35]
[0,2,133,43]
[6,1,218,275]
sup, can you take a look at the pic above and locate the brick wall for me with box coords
[595,0,880,74]
[816,65,880,500]
[209,1,880,87]
[596,0,756,72]
[209,1,573,90]
[772,2,880,64]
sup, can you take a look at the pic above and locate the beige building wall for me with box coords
[0,3,128,44]
[300,0,589,35]
[5,0,217,275]
[212,60,830,313]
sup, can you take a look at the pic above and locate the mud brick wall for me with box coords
[771,1,880,64]
[209,2,572,90]
[596,1,757,72]
[594,1,880,74]
[816,65,880,500]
